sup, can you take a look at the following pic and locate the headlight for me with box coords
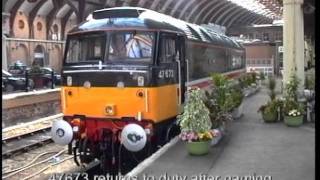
[105,105,116,115]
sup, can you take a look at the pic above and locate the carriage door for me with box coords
[159,33,186,106]
[176,35,186,104]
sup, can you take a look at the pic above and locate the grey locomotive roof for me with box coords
[69,7,243,50]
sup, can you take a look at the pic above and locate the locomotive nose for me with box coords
[51,120,73,145]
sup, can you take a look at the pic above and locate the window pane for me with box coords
[66,33,106,63]
[160,37,176,63]
[109,32,154,62]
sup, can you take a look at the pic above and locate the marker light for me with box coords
[117,81,124,88]
[137,76,144,86]
[83,81,91,88]
[67,76,72,86]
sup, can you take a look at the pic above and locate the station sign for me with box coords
[278,46,284,53]
[34,53,44,58]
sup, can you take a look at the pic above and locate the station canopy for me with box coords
[3,0,283,31]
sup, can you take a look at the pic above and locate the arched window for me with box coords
[33,45,46,66]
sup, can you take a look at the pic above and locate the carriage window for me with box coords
[159,36,176,63]
[231,55,242,69]
[65,33,106,63]
[108,32,154,62]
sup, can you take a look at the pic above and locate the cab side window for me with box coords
[159,35,176,63]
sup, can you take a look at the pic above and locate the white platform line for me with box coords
[125,136,179,177]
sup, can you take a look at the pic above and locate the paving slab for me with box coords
[134,88,315,180]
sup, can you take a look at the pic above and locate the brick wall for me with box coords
[13,11,29,38]
[2,89,62,127]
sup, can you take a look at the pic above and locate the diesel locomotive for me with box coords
[51,7,246,173]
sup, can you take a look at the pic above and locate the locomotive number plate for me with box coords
[158,69,174,78]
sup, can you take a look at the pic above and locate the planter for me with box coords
[210,134,222,146]
[262,110,278,123]
[232,103,243,119]
[210,129,222,146]
[186,141,210,155]
[284,115,303,127]
[243,88,250,97]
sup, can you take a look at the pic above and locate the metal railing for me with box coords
[25,70,56,92]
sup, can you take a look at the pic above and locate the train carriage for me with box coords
[51,7,245,173]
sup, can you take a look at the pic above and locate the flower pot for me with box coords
[262,111,278,123]
[186,141,210,155]
[284,115,303,127]
[232,103,243,119]
[210,134,222,146]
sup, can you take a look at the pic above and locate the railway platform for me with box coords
[126,87,315,180]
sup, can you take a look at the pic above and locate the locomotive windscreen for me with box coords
[65,32,106,64]
[65,31,154,65]
[108,31,154,63]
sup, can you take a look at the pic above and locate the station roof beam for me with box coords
[195,0,226,25]
[186,0,211,23]
[214,3,243,25]
[177,0,198,20]
[222,7,249,28]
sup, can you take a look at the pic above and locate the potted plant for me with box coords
[258,100,281,123]
[230,85,244,119]
[268,77,276,100]
[283,100,304,126]
[258,77,281,123]
[178,88,214,155]
[282,75,305,127]
[204,74,235,146]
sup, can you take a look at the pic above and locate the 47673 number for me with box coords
[158,69,174,78]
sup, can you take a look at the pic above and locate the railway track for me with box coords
[2,114,63,158]
[2,127,53,158]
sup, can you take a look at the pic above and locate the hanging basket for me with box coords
[186,140,210,155]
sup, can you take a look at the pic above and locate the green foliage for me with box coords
[258,99,281,115]
[238,73,257,88]
[211,73,234,113]
[268,77,276,91]
[259,71,265,80]
[251,73,257,84]
[204,73,243,129]
[282,99,304,116]
[284,74,300,101]
[178,88,212,133]
[268,77,276,100]
[282,74,304,116]
[212,73,229,87]
[230,86,244,108]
